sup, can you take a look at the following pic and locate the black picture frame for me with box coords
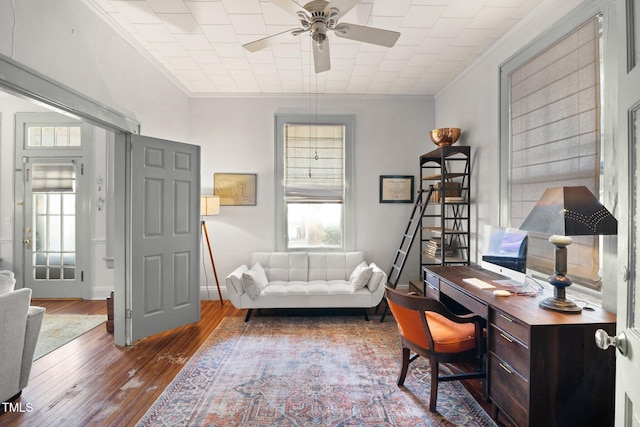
[379,175,414,203]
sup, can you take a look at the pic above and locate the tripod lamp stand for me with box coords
[201,195,223,306]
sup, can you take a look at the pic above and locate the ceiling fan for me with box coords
[243,0,401,73]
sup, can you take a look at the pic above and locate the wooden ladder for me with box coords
[378,186,434,322]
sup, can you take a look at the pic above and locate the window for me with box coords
[275,114,354,251]
[500,16,605,290]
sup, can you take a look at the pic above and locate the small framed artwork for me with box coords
[380,175,414,203]
[214,173,257,206]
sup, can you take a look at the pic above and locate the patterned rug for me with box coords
[34,314,107,360]
[137,316,496,427]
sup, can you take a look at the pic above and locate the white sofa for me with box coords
[0,271,45,404]
[225,252,387,321]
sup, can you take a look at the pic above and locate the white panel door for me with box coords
[128,135,200,342]
[611,1,640,425]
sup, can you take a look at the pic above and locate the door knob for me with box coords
[595,329,627,356]
[24,237,32,249]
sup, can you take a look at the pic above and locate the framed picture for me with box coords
[214,173,257,206]
[379,175,414,203]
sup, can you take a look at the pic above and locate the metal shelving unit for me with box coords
[415,145,470,290]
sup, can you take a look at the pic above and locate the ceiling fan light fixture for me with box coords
[317,39,326,52]
[244,0,402,73]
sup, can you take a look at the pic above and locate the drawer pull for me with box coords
[499,362,513,374]
[500,313,513,322]
[500,333,513,343]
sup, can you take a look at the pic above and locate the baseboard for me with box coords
[90,286,114,300]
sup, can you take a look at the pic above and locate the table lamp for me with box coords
[201,195,223,306]
[519,186,617,313]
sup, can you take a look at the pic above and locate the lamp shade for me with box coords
[519,186,617,236]
[201,195,220,216]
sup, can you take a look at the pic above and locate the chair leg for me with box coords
[397,346,411,386]
[429,359,439,412]
[379,300,389,322]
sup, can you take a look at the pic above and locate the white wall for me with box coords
[0,0,191,142]
[434,0,584,262]
[191,95,434,295]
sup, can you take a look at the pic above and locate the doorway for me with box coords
[13,113,91,298]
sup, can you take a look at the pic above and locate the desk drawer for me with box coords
[424,277,440,300]
[490,309,530,345]
[440,280,488,318]
[425,271,440,289]
[490,324,529,379]
[490,352,529,427]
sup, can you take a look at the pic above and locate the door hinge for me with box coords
[126,309,133,319]
[81,163,84,175]
[127,139,133,152]
[81,270,84,282]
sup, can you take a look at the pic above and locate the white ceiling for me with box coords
[87,0,545,96]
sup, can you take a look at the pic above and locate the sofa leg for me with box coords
[363,309,370,321]
[244,309,253,322]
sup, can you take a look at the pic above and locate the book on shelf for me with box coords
[425,239,455,256]
[429,181,460,202]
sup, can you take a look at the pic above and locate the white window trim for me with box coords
[275,114,355,252]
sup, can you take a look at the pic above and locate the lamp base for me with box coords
[539,296,582,313]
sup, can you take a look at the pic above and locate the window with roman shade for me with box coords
[275,114,354,251]
[503,17,603,289]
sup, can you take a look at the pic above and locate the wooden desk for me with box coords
[419,265,615,427]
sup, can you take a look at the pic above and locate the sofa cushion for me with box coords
[242,262,269,299]
[308,252,365,281]
[0,270,15,295]
[349,262,373,291]
[252,252,308,281]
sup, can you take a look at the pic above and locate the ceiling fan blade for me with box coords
[313,40,331,73]
[333,23,400,47]
[324,0,361,21]
[272,0,310,19]
[243,28,302,52]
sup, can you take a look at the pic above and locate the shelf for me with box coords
[422,172,467,181]
[420,145,471,163]
[423,227,468,235]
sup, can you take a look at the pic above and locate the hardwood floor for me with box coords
[2,300,503,427]
[2,299,242,427]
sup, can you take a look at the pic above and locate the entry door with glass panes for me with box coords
[15,114,90,298]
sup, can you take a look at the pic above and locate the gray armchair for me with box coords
[0,276,45,404]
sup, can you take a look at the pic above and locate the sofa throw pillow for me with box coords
[366,263,385,293]
[242,262,269,299]
[349,261,373,292]
[0,270,16,294]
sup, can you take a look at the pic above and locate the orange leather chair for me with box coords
[385,284,485,412]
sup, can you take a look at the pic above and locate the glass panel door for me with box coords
[22,158,85,297]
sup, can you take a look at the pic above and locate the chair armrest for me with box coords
[20,305,45,389]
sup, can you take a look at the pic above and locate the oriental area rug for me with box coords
[137,316,496,427]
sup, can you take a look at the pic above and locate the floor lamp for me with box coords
[201,195,223,306]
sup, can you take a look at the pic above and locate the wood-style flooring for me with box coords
[2,299,241,426]
[1,300,502,427]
